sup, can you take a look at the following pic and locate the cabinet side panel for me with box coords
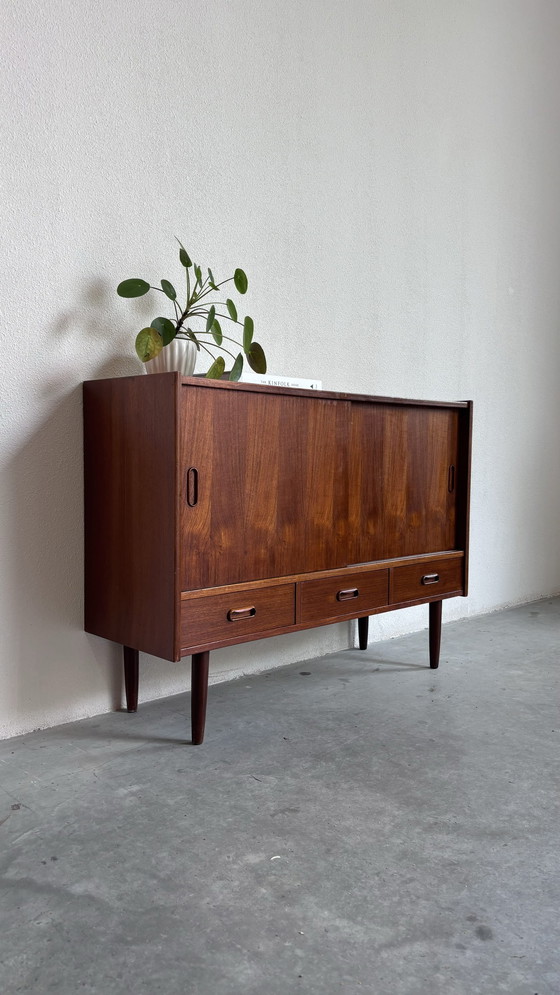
[83,374,178,660]
[455,402,473,595]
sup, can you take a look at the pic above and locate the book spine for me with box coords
[242,374,322,390]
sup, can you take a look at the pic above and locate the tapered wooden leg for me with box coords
[123,646,139,711]
[429,600,442,669]
[358,616,369,650]
[191,651,210,745]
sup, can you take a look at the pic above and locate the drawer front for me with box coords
[299,570,389,624]
[392,558,464,604]
[181,584,295,647]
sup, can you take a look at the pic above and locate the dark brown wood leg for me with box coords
[358,616,369,650]
[429,600,442,669]
[123,646,139,711]
[191,651,210,745]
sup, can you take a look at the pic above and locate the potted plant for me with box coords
[117,239,267,381]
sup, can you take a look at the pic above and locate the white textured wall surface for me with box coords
[1,0,559,739]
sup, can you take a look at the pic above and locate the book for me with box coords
[240,372,322,390]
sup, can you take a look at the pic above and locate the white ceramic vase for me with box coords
[144,338,197,376]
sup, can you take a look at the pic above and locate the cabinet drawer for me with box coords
[392,558,464,604]
[299,570,389,624]
[181,584,295,647]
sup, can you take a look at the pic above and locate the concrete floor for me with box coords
[0,598,559,995]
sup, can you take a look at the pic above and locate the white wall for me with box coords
[1,0,559,739]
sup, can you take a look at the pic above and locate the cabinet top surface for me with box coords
[84,372,472,409]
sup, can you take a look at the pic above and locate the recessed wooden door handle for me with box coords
[186,467,198,507]
[337,588,359,601]
[227,606,257,621]
[448,465,455,492]
[421,574,440,585]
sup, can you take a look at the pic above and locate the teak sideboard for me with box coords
[83,374,472,744]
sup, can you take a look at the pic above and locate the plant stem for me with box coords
[191,276,234,306]
[198,340,236,364]
[196,330,245,348]
[179,335,237,363]
[213,311,244,327]
[195,340,217,362]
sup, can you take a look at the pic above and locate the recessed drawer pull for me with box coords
[421,573,440,585]
[337,588,359,601]
[227,606,257,622]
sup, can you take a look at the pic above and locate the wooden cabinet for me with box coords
[84,374,472,743]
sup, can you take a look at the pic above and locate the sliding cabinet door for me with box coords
[179,386,351,590]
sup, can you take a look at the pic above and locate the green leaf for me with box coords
[160,279,176,300]
[206,355,226,379]
[185,328,200,351]
[247,341,266,374]
[234,268,248,294]
[206,305,216,332]
[211,318,223,346]
[208,268,218,290]
[135,327,163,362]
[194,264,202,287]
[176,237,193,267]
[226,298,237,322]
[243,315,254,352]
[179,246,192,268]
[151,316,176,346]
[229,353,244,381]
[117,278,150,298]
